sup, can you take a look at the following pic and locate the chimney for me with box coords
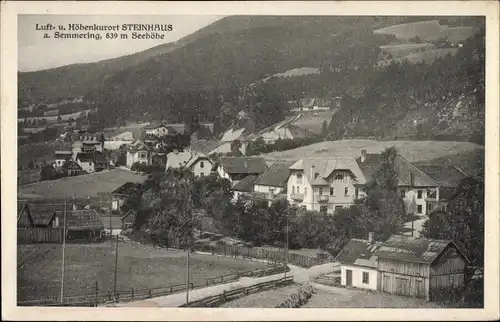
[310,165,315,180]
[368,232,374,243]
[361,150,367,163]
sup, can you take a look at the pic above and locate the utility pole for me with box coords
[185,247,190,307]
[113,233,119,300]
[60,201,67,302]
[284,215,289,277]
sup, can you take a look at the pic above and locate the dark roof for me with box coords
[254,162,293,187]
[416,164,466,188]
[232,175,259,192]
[374,235,469,264]
[100,215,123,230]
[334,238,382,268]
[94,152,108,163]
[57,209,104,231]
[219,157,268,175]
[112,182,143,195]
[357,154,438,187]
[62,160,82,170]
[189,140,220,155]
[28,203,66,226]
[76,152,94,162]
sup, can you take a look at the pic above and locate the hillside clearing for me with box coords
[263,139,483,165]
[18,168,147,200]
[17,243,267,302]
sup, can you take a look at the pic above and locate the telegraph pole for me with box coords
[185,247,190,307]
[284,215,289,277]
[60,201,67,302]
[113,233,119,300]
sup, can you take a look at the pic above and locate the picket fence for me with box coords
[179,276,294,307]
[17,228,63,244]
[195,244,332,268]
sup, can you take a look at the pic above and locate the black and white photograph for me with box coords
[2,1,499,321]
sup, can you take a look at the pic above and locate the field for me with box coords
[263,139,484,165]
[379,43,436,58]
[18,141,73,168]
[17,110,91,124]
[303,286,443,308]
[374,20,478,43]
[378,48,458,67]
[18,168,147,199]
[17,243,267,302]
[18,169,41,185]
[290,110,337,135]
[220,284,300,308]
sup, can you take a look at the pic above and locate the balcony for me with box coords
[318,195,330,203]
[291,193,304,201]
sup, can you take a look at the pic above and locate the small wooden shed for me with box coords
[374,235,469,301]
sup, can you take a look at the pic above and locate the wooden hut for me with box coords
[55,209,105,241]
[374,235,469,301]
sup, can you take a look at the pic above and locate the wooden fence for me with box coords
[17,265,289,307]
[17,228,63,244]
[195,244,332,268]
[179,276,294,307]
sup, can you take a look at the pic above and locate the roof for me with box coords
[112,182,143,195]
[76,152,94,162]
[290,157,367,185]
[56,209,105,231]
[219,157,268,175]
[144,122,168,130]
[27,203,66,226]
[220,127,246,142]
[287,124,319,139]
[254,162,293,187]
[62,160,82,170]
[166,151,193,169]
[94,152,108,163]
[334,238,382,268]
[189,140,220,155]
[55,151,72,155]
[374,235,469,264]
[416,164,466,188]
[357,153,438,187]
[232,175,259,192]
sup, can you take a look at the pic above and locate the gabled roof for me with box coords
[166,151,193,169]
[56,209,105,231]
[220,128,246,142]
[374,235,469,264]
[290,157,367,185]
[62,160,82,170]
[357,153,438,187]
[76,152,94,162]
[416,164,466,188]
[232,175,259,192]
[254,162,293,187]
[144,122,168,130]
[219,157,268,175]
[121,209,137,220]
[55,151,72,156]
[25,203,66,226]
[189,140,220,155]
[334,238,382,268]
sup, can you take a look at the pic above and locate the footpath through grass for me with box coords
[17,243,267,302]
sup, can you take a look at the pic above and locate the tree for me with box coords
[27,160,34,169]
[321,120,328,138]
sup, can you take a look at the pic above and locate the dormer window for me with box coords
[335,174,344,181]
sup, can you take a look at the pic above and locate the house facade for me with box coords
[111,182,143,213]
[185,153,213,177]
[54,151,73,168]
[62,160,82,176]
[253,162,292,195]
[144,124,172,137]
[76,153,95,173]
[336,234,382,291]
[287,157,367,214]
[126,144,153,168]
[374,235,469,301]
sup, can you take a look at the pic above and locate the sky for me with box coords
[18,15,223,72]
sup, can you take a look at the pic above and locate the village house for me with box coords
[214,157,268,184]
[75,152,95,173]
[55,209,105,241]
[17,203,66,228]
[335,233,382,291]
[356,150,440,217]
[54,151,73,168]
[144,123,176,137]
[126,143,153,168]
[61,160,82,176]
[253,161,292,196]
[416,164,467,213]
[210,111,255,155]
[232,175,259,201]
[111,182,143,213]
[249,122,318,144]
[374,235,469,301]
[287,157,367,214]
[184,153,214,177]
[121,209,137,231]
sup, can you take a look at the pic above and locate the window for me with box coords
[320,205,328,213]
[417,190,423,199]
[335,205,343,210]
[297,186,300,194]
[200,161,204,168]
[362,272,369,284]
[292,186,295,194]
[200,172,205,178]
[304,187,307,196]
[400,189,406,198]
[319,188,323,195]
[441,204,447,211]
[330,188,334,196]
[335,174,343,181]
[427,203,433,212]
[344,187,349,196]
[296,173,303,184]
[417,205,423,214]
